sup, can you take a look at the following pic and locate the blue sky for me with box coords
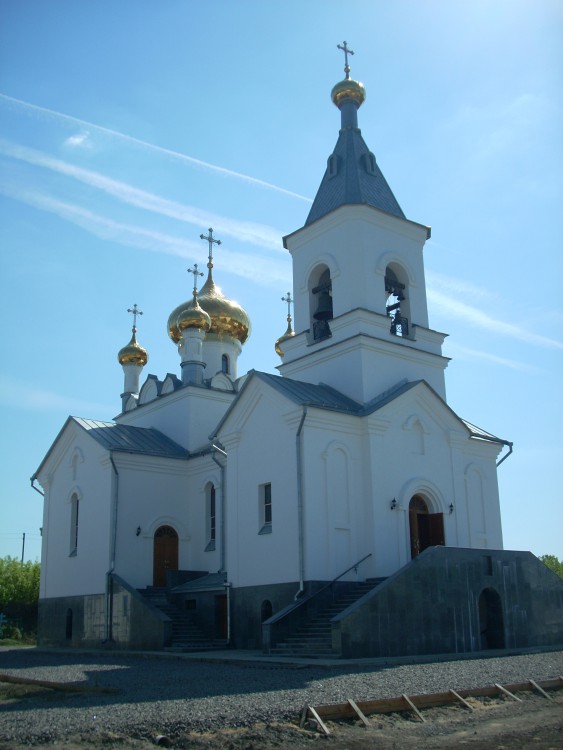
[1,0,561,563]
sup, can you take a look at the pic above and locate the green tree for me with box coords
[539,554,563,579]
[0,556,40,609]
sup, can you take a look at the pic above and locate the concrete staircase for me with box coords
[138,587,226,651]
[269,578,386,658]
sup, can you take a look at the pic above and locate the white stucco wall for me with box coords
[117,384,235,452]
[220,382,301,588]
[37,423,112,599]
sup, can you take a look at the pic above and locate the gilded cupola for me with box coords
[168,229,251,346]
[118,305,148,366]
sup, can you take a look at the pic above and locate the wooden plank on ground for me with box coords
[402,693,426,722]
[308,706,331,735]
[494,683,522,702]
[347,698,371,727]
[449,689,473,710]
[307,678,563,723]
[0,673,118,694]
[529,678,553,701]
[299,703,308,728]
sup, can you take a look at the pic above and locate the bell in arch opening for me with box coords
[310,267,333,342]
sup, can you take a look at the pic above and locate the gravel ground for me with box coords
[0,647,562,744]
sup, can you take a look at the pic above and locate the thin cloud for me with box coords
[0,185,291,286]
[445,343,542,374]
[0,138,285,252]
[0,93,313,203]
[64,131,92,149]
[0,375,114,416]
[428,289,563,351]
[426,270,494,301]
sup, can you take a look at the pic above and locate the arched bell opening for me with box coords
[385,264,410,337]
[309,265,333,343]
[153,525,179,587]
[409,494,445,559]
[478,588,505,650]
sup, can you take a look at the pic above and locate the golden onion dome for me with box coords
[331,77,366,109]
[177,295,211,333]
[118,330,148,366]
[168,272,251,345]
[275,321,295,358]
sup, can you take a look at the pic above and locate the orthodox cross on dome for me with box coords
[127,303,143,333]
[187,263,204,297]
[337,40,354,79]
[281,291,293,323]
[200,227,222,270]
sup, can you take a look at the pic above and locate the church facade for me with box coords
[33,54,562,657]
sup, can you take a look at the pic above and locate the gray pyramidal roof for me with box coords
[305,96,405,226]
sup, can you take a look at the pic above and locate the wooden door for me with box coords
[409,496,445,558]
[153,525,178,587]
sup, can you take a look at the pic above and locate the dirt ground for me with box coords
[0,684,561,750]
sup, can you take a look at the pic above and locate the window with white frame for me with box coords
[259,482,272,534]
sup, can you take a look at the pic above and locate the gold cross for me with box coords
[200,227,222,270]
[187,263,204,296]
[281,292,293,321]
[337,41,354,79]
[127,303,143,332]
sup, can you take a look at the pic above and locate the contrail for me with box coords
[0,93,313,203]
[0,139,285,252]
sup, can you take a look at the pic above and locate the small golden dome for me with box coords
[168,273,251,345]
[177,296,211,333]
[275,322,295,358]
[331,77,366,108]
[118,330,148,366]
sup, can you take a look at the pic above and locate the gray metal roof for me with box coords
[461,419,509,446]
[254,371,362,413]
[73,417,188,458]
[305,126,405,226]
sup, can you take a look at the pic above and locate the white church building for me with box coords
[32,52,562,658]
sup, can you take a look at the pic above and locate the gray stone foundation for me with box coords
[332,547,563,658]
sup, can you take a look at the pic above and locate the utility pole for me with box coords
[21,532,25,564]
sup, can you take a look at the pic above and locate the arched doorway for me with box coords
[409,495,445,558]
[478,588,505,649]
[153,525,179,587]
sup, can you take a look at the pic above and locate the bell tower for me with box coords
[278,44,449,404]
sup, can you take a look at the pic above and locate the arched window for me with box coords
[221,354,230,374]
[309,265,333,343]
[385,264,409,337]
[205,483,217,551]
[69,493,79,556]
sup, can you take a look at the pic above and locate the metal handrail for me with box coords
[266,552,372,626]
[305,552,373,603]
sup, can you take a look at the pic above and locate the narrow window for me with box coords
[69,493,79,555]
[205,483,217,551]
[221,354,230,374]
[259,483,272,534]
[65,609,73,640]
[210,485,216,542]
